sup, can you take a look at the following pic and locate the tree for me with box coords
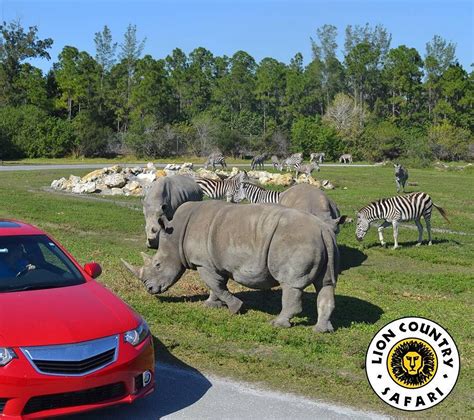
[54,46,81,119]
[311,25,344,108]
[383,45,423,120]
[119,23,146,128]
[429,120,470,160]
[255,57,286,134]
[424,35,456,117]
[94,25,117,73]
[0,20,53,105]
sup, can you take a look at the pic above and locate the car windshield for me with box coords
[0,235,85,293]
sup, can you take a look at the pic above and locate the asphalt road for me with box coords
[0,162,375,171]
[70,363,386,420]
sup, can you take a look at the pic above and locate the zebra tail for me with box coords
[433,203,450,223]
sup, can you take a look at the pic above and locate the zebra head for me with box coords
[230,179,249,203]
[225,171,248,203]
[355,212,370,241]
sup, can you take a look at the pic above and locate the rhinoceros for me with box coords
[143,175,203,248]
[123,200,340,333]
[279,184,345,233]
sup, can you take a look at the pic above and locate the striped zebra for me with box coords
[355,192,449,249]
[339,154,352,164]
[204,153,227,170]
[195,171,247,202]
[295,161,320,178]
[271,155,283,171]
[283,155,303,172]
[310,152,325,164]
[394,163,409,193]
[232,182,281,204]
[251,153,267,170]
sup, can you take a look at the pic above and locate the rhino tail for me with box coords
[321,229,339,287]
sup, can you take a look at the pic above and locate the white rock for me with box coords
[72,182,97,194]
[146,162,156,170]
[51,178,67,190]
[103,173,127,188]
[136,173,156,184]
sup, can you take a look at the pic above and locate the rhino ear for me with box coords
[336,215,348,225]
[158,217,174,235]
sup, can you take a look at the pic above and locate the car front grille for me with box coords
[33,348,116,375]
[23,382,126,414]
[21,335,118,376]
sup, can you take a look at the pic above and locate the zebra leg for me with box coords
[270,285,303,328]
[396,179,401,193]
[197,267,243,314]
[392,220,400,249]
[378,221,390,247]
[425,215,432,245]
[313,283,335,333]
[204,290,226,309]
[415,218,424,246]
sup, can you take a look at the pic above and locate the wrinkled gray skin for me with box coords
[124,200,340,333]
[143,175,203,248]
[278,184,344,234]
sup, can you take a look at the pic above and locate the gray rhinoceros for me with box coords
[279,184,345,233]
[123,200,340,333]
[143,175,203,248]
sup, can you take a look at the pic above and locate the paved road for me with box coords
[0,163,375,171]
[70,363,386,420]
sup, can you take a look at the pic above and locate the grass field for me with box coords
[0,164,472,417]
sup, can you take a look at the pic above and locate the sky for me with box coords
[1,0,473,72]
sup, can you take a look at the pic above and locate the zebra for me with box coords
[310,153,325,164]
[283,155,303,172]
[355,192,449,249]
[195,171,247,202]
[251,154,267,170]
[204,152,227,170]
[271,155,283,171]
[394,163,409,193]
[339,154,353,164]
[295,161,320,178]
[232,181,281,204]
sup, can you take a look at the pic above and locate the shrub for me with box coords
[71,112,112,157]
[428,120,472,161]
[290,116,342,160]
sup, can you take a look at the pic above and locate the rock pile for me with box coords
[50,163,335,196]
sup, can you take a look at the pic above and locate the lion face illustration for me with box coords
[388,339,438,388]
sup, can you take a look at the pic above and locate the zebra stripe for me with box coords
[251,154,266,170]
[356,192,448,248]
[237,182,280,204]
[195,173,244,202]
[294,161,320,177]
[283,156,303,172]
[204,153,227,170]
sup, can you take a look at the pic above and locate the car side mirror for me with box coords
[84,262,102,279]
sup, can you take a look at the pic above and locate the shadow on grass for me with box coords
[339,244,367,272]
[68,336,212,420]
[158,290,383,331]
[364,238,454,249]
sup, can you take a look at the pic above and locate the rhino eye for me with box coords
[155,262,160,268]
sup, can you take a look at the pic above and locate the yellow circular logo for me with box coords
[387,338,437,389]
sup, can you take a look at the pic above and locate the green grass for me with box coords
[0,166,472,417]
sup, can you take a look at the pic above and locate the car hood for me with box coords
[0,281,141,347]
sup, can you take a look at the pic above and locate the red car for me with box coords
[0,220,155,419]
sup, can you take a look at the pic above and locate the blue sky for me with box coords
[2,0,473,72]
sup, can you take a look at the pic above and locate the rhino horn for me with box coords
[140,252,153,265]
[121,259,144,280]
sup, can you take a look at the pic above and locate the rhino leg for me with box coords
[204,290,226,308]
[197,267,243,314]
[270,286,303,328]
[313,284,335,333]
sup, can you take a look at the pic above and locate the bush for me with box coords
[429,120,472,161]
[0,105,75,158]
[71,112,112,157]
[290,116,342,160]
[360,121,404,161]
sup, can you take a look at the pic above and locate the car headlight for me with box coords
[0,348,17,366]
[124,320,150,346]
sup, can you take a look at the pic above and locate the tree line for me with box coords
[0,20,472,163]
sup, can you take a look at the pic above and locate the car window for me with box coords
[0,235,85,292]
